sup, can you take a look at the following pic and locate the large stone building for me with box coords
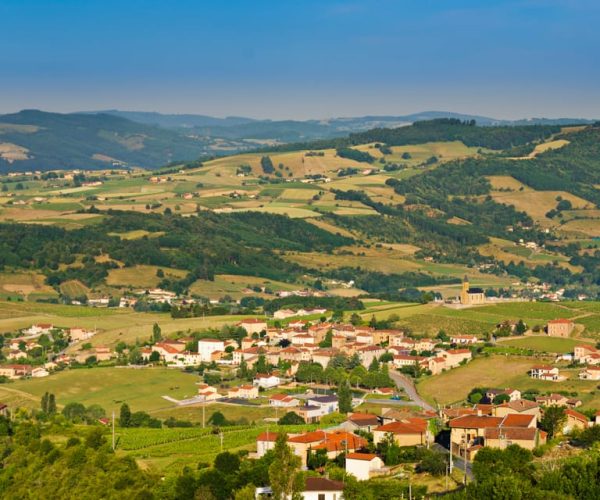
[460,277,485,306]
[546,318,575,338]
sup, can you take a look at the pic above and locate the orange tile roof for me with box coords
[501,414,535,427]
[548,318,573,324]
[449,415,503,429]
[565,409,588,423]
[288,430,327,444]
[375,418,427,434]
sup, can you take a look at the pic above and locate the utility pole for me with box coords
[219,431,224,453]
[202,403,205,428]
[112,410,115,451]
[463,431,468,485]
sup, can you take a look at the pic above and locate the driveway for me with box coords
[389,370,435,411]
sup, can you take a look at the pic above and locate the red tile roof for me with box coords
[304,477,344,492]
[346,452,379,461]
[484,427,539,441]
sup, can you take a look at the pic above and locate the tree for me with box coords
[254,354,268,374]
[208,411,229,427]
[119,403,131,427]
[47,393,56,415]
[278,412,305,425]
[319,330,333,348]
[268,434,301,500]
[307,448,328,469]
[62,402,86,422]
[152,323,162,342]
[493,394,511,404]
[338,380,353,414]
[368,357,379,372]
[234,484,256,500]
[515,319,527,335]
[237,358,249,379]
[214,451,241,475]
[85,427,107,450]
[540,406,566,438]
[41,392,49,414]
[417,449,447,476]
[350,313,362,326]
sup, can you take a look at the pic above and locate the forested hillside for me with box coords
[0,110,212,171]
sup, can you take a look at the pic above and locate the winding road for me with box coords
[389,370,435,411]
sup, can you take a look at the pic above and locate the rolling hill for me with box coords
[2,118,600,303]
[0,110,215,171]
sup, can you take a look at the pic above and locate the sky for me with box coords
[0,0,599,120]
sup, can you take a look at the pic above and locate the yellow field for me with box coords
[528,139,570,157]
[417,356,544,405]
[108,229,165,240]
[59,279,90,297]
[107,265,187,288]
[284,246,424,273]
[559,218,600,237]
[487,175,530,191]
[491,190,594,226]
[0,271,57,298]
[189,274,298,299]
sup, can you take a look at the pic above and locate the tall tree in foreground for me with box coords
[268,433,301,500]
[338,380,353,414]
[119,403,131,427]
[152,323,162,342]
[540,406,566,438]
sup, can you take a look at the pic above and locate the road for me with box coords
[432,443,474,482]
[389,370,435,411]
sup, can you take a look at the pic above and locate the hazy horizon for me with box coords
[1,0,599,120]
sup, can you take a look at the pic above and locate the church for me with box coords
[460,276,486,306]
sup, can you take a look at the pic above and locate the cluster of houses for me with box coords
[444,387,600,460]
[529,343,600,382]
[0,323,104,378]
[207,318,476,377]
[246,386,600,489]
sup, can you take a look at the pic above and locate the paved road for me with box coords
[389,370,435,411]
[432,443,474,482]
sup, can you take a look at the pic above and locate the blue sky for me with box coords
[0,0,598,119]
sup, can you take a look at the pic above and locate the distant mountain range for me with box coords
[0,108,596,171]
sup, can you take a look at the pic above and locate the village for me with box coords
[3,304,600,493]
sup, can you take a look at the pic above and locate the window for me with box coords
[318,495,325,500]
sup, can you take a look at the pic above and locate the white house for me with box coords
[198,338,225,362]
[24,323,53,336]
[253,373,281,389]
[301,477,344,500]
[306,395,339,415]
[530,365,562,381]
[345,452,385,480]
[269,393,299,407]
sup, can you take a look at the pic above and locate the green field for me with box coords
[416,355,600,409]
[9,367,201,414]
[116,424,316,472]
[501,336,593,353]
